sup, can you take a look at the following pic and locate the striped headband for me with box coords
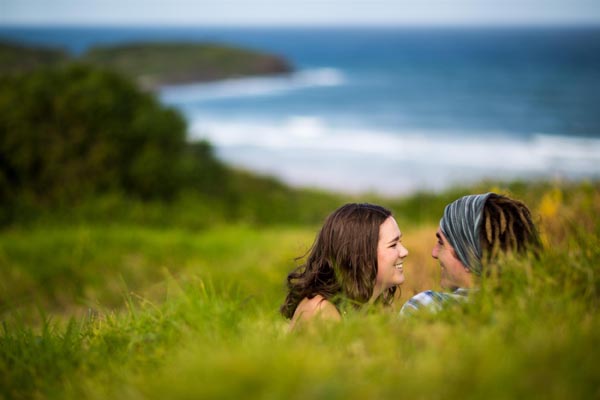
[439,193,493,275]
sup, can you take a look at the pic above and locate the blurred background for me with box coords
[2,0,599,196]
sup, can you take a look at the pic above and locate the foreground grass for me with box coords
[1,181,599,399]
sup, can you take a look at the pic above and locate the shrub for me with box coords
[0,64,227,222]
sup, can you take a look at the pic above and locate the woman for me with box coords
[281,203,408,330]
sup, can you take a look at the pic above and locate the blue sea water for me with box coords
[2,26,600,194]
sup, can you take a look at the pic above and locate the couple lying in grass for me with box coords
[281,193,541,330]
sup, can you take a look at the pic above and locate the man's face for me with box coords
[432,228,473,290]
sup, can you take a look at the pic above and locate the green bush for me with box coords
[0,64,187,198]
[0,65,232,222]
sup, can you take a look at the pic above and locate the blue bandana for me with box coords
[439,193,492,275]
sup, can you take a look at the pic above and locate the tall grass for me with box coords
[0,224,313,318]
[1,181,599,399]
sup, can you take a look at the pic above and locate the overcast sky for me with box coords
[2,0,600,26]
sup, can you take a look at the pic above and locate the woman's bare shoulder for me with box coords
[289,295,341,331]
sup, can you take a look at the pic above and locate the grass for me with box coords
[0,224,313,317]
[1,180,599,399]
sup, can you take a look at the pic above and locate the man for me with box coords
[401,192,541,314]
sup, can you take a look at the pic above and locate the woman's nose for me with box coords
[399,244,408,258]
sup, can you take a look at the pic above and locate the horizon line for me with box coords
[2,21,600,29]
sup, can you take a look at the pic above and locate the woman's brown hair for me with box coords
[280,203,394,319]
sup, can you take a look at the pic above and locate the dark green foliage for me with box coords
[0,41,69,75]
[179,140,230,197]
[0,64,223,221]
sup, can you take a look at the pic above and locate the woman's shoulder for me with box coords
[289,295,341,330]
[298,294,339,315]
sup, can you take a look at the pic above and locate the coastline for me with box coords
[0,40,294,90]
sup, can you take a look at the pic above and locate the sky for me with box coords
[1,0,600,26]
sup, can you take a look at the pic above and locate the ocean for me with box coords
[2,26,600,195]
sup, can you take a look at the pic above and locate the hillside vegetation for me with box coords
[0,40,292,90]
[82,42,292,89]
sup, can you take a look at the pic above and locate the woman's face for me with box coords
[373,216,408,298]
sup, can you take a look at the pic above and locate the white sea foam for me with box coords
[159,67,345,103]
[188,115,600,195]
[190,116,600,169]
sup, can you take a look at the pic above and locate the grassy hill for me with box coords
[82,42,292,89]
[1,180,598,399]
[0,41,292,90]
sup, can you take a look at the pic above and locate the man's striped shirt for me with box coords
[400,288,471,316]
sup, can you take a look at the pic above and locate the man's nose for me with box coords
[432,244,439,259]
